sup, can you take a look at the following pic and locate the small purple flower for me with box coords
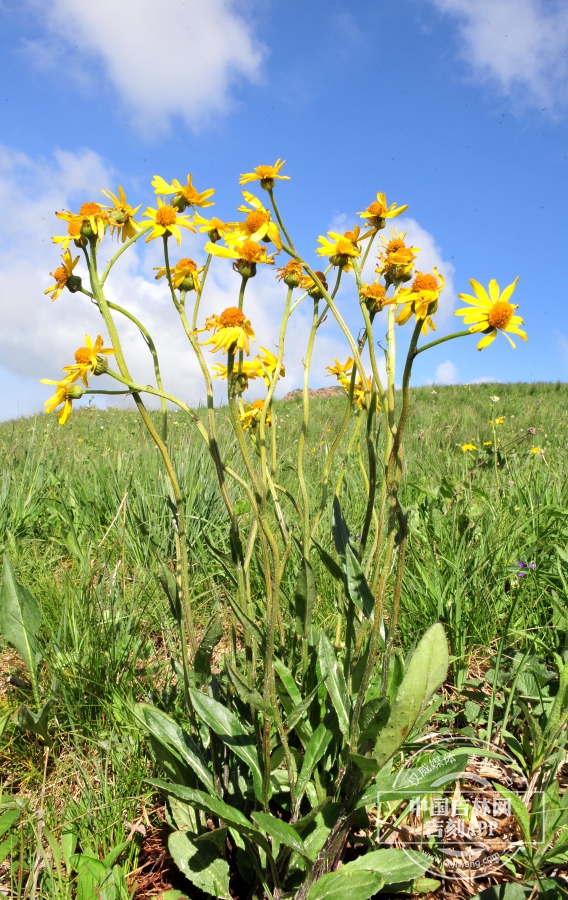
[517,561,527,568]
[517,572,527,579]
[529,562,537,569]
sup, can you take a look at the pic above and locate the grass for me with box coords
[1,380,567,897]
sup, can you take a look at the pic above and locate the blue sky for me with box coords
[0,0,567,420]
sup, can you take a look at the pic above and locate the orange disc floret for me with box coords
[53,267,69,285]
[219,307,247,328]
[366,200,385,217]
[412,273,438,293]
[176,257,197,270]
[239,240,266,262]
[79,202,103,216]
[156,205,177,227]
[74,347,93,365]
[246,210,269,234]
[487,301,514,330]
[385,238,406,255]
[251,399,265,411]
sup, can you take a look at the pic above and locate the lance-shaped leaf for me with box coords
[251,811,306,856]
[294,556,317,639]
[0,555,41,677]
[188,686,264,802]
[318,631,351,734]
[225,660,273,716]
[168,830,230,899]
[373,623,448,769]
[134,703,215,793]
[305,848,431,900]
[344,543,375,621]
[295,723,333,804]
[193,609,223,684]
[15,700,53,747]
[226,592,264,645]
[332,496,352,560]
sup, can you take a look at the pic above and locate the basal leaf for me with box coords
[251,811,306,855]
[193,609,223,684]
[168,830,230,899]
[318,631,351,734]
[0,555,41,677]
[134,703,215,793]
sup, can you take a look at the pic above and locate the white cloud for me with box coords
[22,0,265,133]
[0,145,350,420]
[433,360,459,384]
[430,0,568,110]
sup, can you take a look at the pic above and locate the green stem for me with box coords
[413,329,472,356]
[100,224,152,285]
[268,188,296,251]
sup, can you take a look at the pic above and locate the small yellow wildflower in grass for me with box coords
[239,159,290,190]
[197,308,255,355]
[490,395,500,402]
[229,191,282,249]
[316,227,361,270]
[240,398,271,431]
[359,282,393,313]
[40,376,84,425]
[101,185,142,242]
[143,198,195,244]
[63,334,115,385]
[154,257,204,292]
[204,239,276,278]
[194,214,239,243]
[484,441,493,446]
[377,229,420,283]
[454,277,527,350]
[530,447,543,455]
[395,268,445,335]
[489,416,505,425]
[275,259,303,287]
[151,174,215,211]
[44,250,80,301]
[461,443,476,452]
[357,191,408,232]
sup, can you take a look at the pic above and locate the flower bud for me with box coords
[179,273,196,292]
[93,356,110,376]
[67,384,85,400]
[172,195,188,213]
[234,260,257,279]
[66,275,82,293]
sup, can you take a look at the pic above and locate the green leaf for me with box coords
[73,854,113,900]
[312,539,344,582]
[251,811,306,855]
[344,543,375,621]
[15,700,53,747]
[296,723,333,803]
[358,697,390,742]
[373,623,448,769]
[225,660,273,716]
[187,688,264,802]
[494,783,531,846]
[134,703,215,793]
[274,659,302,706]
[226,592,264,645]
[0,833,18,866]
[168,830,230,899]
[318,631,351,734]
[282,677,324,735]
[156,565,180,624]
[471,883,531,900]
[305,848,430,900]
[0,555,41,677]
[61,821,78,873]
[294,556,317,639]
[193,609,223,684]
[332,496,352,560]
[0,806,20,840]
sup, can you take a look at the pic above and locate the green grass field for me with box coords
[1,380,567,897]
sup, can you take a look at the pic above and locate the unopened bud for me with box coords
[234,260,257,279]
[66,275,82,293]
[179,273,196,292]
[172,194,188,212]
[67,384,85,400]
[94,356,109,376]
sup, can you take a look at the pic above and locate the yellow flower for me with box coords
[256,347,285,385]
[154,257,204,292]
[530,447,543,454]
[350,377,373,409]
[63,334,115,386]
[101,185,142,242]
[52,216,85,249]
[377,229,419,283]
[229,191,282,249]
[239,159,290,190]
[489,416,505,426]
[326,357,354,379]
[461,443,476,452]
[240,398,271,430]
[275,259,303,287]
[197,307,255,355]
[395,268,445,335]
[204,239,276,278]
[143,198,195,244]
[300,270,328,299]
[454,278,527,350]
[357,192,408,230]
[316,228,361,270]
[40,376,84,425]
[194,214,238,242]
[44,250,80,301]
[56,202,109,243]
[212,359,262,390]
[151,174,215,211]
[484,441,492,446]
[359,282,393,314]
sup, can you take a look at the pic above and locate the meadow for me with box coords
[1,379,568,899]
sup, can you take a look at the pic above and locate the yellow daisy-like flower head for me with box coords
[240,398,271,431]
[143,197,195,245]
[63,334,115,386]
[229,191,282,250]
[316,228,361,270]
[461,443,477,452]
[198,307,256,356]
[101,185,142,242]
[151,174,215,212]
[377,229,420,285]
[326,357,354,380]
[56,202,109,243]
[395,268,445,336]
[454,277,527,351]
[194,214,238,244]
[154,257,204,292]
[239,159,290,190]
[40,375,84,425]
[256,347,285,386]
[359,282,393,314]
[52,215,86,250]
[351,377,373,410]
[204,238,276,279]
[44,250,81,301]
[300,270,329,300]
[275,259,303,288]
[357,192,408,231]
[212,359,263,394]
